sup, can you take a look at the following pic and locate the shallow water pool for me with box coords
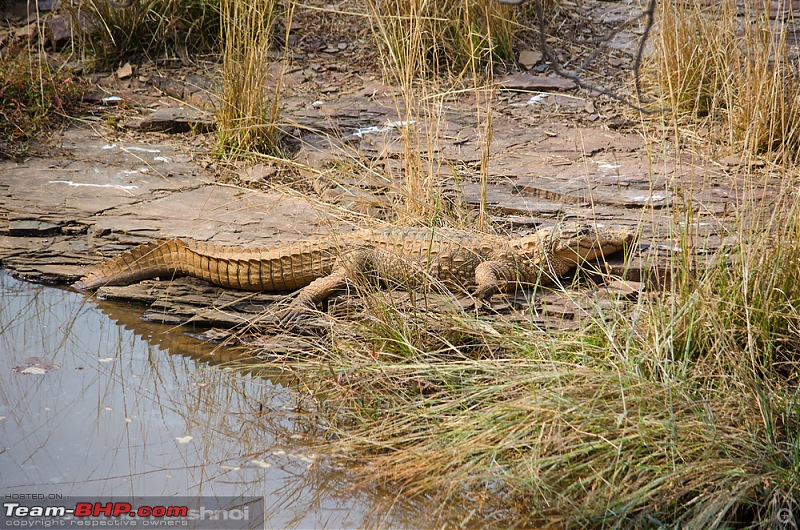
[0,273,444,529]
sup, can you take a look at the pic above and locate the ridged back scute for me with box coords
[73,237,344,292]
[353,227,505,287]
[181,239,340,291]
[357,227,500,258]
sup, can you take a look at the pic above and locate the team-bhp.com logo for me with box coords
[1,495,264,529]
[5,502,220,519]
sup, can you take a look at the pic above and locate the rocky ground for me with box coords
[0,0,787,341]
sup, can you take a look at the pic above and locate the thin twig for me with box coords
[533,0,664,114]
[632,0,658,106]
[574,12,645,75]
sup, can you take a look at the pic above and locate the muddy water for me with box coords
[0,274,443,529]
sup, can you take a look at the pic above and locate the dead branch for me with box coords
[501,0,663,113]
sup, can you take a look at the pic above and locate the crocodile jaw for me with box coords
[513,222,635,274]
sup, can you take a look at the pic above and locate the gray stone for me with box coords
[8,219,61,236]
[135,107,215,133]
[496,74,576,92]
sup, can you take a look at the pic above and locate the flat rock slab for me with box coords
[8,219,62,236]
[96,277,286,328]
[1,132,208,219]
[0,126,347,290]
[134,107,215,133]
[496,74,576,92]
[88,185,336,244]
[150,75,219,110]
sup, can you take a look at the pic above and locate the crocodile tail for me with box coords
[72,239,187,291]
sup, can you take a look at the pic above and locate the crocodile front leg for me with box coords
[278,267,348,325]
[471,259,552,308]
[472,260,516,301]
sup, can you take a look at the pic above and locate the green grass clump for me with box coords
[665,197,800,379]
[0,50,85,159]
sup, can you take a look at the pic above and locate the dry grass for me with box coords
[66,0,220,64]
[646,0,800,161]
[355,0,514,227]
[215,0,291,156]
[255,185,800,526]
[365,0,519,79]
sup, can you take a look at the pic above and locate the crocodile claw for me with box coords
[456,296,484,312]
[277,297,317,328]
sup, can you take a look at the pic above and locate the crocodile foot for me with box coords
[276,296,318,328]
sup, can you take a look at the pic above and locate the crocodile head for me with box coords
[512,222,636,275]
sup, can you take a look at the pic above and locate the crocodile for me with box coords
[72,223,634,318]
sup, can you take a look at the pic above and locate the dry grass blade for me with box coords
[645,0,800,161]
[216,0,291,156]
[65,0,220,64]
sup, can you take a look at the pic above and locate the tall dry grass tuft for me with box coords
[363,0,456,225]
[216,0,291,156]
[66,0,220,64]
[365,0,517,79]
[648,1,735,119]
[732,7,800,159]
[363,0,515,226]
[648,0,800,161]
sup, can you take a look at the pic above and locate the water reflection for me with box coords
[0,273,450,529]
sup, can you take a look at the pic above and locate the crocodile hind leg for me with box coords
[279,248,376,326]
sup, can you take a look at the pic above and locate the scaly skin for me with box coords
[73,223,634,314]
